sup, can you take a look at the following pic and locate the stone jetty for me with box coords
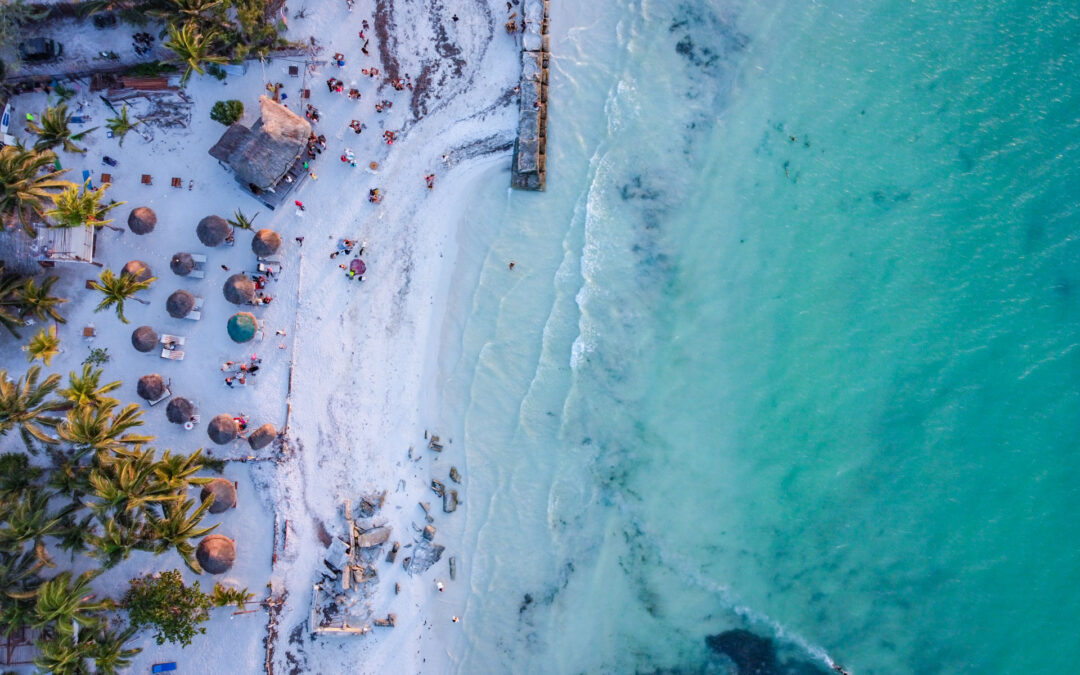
[510,0,551,191]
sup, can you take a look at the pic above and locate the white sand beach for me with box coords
[0,0,520,670]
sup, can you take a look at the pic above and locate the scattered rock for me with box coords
[449,466,462,483]
[354,526,392,548]
[431,479,446,497]
[449,556,456,580]
[422,524,436,541]
[419,501,434,523]
[386,541,400,563]
[443,489,458,513]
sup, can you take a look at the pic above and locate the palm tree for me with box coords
[89,268,155,323]
[151,0,229,19]
[164,21,227,86]
[0,144,71,237]
[154,448,212,491]
[104,105,141,147]
[29,569,113,636]
[87,625,141,675]
[58,365,121,411]
[0,266,30,336]
[33,632,89,675]
[0,489,60,552]
[227,208,258,231]
[87,517,152,568]
[56,401,153,452]
[15,275,68,325]
[26,104,99,154]
[45,179,125,230]
[24,324,61,366]
[146,497,217,572]
[0,548,46,637]
[54,512,95,556]
[47,448,93,498]
[0,365,63,449]
[88,447,179,521]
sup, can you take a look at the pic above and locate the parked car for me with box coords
[17,38,62,63]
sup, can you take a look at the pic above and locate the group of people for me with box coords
[132,31,154,56]
[222,356,263,388]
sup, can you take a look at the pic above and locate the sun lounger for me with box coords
[193,297,205,310]
[188,269,205,279]
[184,310,201,321]
[82,170,93,189]
[141,174,152,185]
[147,387,171,406]
[190,253,207,264]
[160,334,186,347]
[161,348,185,361]
[152,664,177,674]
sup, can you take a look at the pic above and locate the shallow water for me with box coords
[442,0,1080,672]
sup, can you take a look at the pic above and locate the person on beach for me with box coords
[425,173,435,189]
[221,361,235,371]
[295,200,305,210]
[296,236,304,246]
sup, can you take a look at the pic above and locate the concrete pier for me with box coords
[510,0,550,191]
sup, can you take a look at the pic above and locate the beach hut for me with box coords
[223,274,255,305]
[128,207,156,235]
[136,374,167,402]
[207,96,313,210]
[170,252,196,276]
[247,423,276,450]
[131,325,158,352]
[196,215,232,247]
[252,229,282,257]
[196,534,236,574]
[200,477,237,514]
[227,312,258,343]
[121,260,153,282]
[207,414,239,445]
[165,396,196,424]
[166,289,196,318]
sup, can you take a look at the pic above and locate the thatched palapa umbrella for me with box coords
[121,260,153,282]
[196,534,235,574]
[208,414,239,445]
[223,274,255,305]
[200,478,237,514]
[128,207,156,235]
[131,325,158,352]
[166,397,196,424]
[247,423,276,450]
[227,312,258,343]
[136,374,167,402]
[166,289,196,318]
[197,215,232,247]
[252,229,282,257]
[170,252,195,276]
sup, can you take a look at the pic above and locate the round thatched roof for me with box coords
[197,215,232,247]
[252,229,282,257]
[170,252,195,276]
[207,414,239,445]
[200,478,237,514]
[166,289,196,318]
[223,274,255,305]
[247,423,276,450]
[121,260,153,283]
[136,374,166,401]
[196,534,235,574]
[227,312,258,343]
[128,207,156,235]
[131,325,158,352]
[165,397,196,424]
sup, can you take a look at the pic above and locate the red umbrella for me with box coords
[349,258,366,275]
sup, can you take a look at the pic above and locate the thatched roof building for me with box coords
[196,534,236,574]
[131,325,158,352]
[197,216,232,247]
[121,260,153,282]
[200,478,237,514]
[223,274,255,305]
[166,397,196,424]
[252,229,282,257]
[128,207,156,235]
[136,374,167,401]
[170,252,195,276]
[208,96,312,210]
[0,226,95,273]
[248,423,276,450]
[166,289,196,318]
[227,312,258,343]
[208,414,239,445]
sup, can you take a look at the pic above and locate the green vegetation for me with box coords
[27,104,99,155]
[227,208,258,231]
[46,180,125,230]
[25,325,61,366]
[105,105,142,147]
[0,145,72,238]
[89,268,156,324]
[0,264,68,337]
[124,570,211,646]
[211,582,254,610]
[165,21,228,86]
[211,99,244,125]
[84,346,111,367]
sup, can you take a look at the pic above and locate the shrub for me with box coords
[210,100,243,126]
[84,346,110,366]
[206,63,227,81]
[123,570,211,647]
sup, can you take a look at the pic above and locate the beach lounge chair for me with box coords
[171,177,182,188]
[147,386,171,406]
[101,173,112,184]
[160,334,186,348]
[191,253,208,264]
[141,174,152,185]
[161,348,185,361]
[152,664,177,674]
[82,170,93,189]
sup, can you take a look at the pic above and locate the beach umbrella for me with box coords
[349,258,366,275]
[196,534,235,574]
[165,396,196,424]
[196,215,232,247]
[136,374,167,402]
[131,325,158,352]
[170,252,195,276]
[128,207,156,235]
[252,229,282,257]
[166,289,195,318]
[121,260,153,282]
[200,478,237,514]
[222,274,255,305]
[227,312,258,343]
[247,423,276,450]
[207,414,239,445]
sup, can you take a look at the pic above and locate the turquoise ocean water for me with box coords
[439,0,1080,672]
